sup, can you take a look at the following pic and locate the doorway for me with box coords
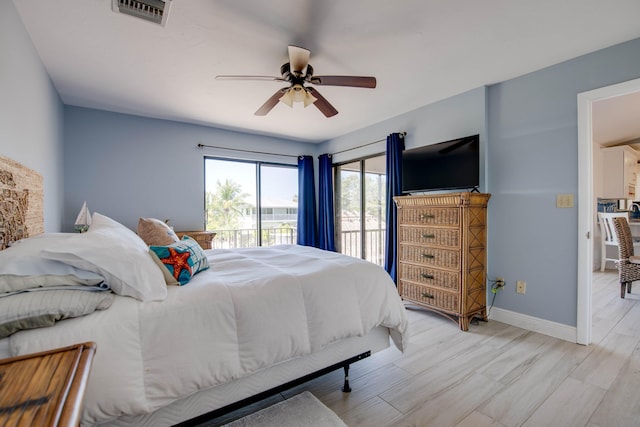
[577,77,640,345]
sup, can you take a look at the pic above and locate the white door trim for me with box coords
[577,77,640,345]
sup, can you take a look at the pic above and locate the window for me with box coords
[334,154,386,265]
[205,157,298,248]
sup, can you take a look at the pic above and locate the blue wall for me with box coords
[487,38,640,325]
[0,0,64,232]
[321,38,640,327]
[63,107,316,232]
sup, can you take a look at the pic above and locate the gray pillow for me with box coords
[0,289,114,339]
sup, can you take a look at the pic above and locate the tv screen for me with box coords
[402,135,479,193]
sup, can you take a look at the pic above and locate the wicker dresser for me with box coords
[394,192,491,331]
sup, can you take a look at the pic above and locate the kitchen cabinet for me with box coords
[602,146,638,199]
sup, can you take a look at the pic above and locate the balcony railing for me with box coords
[340,228,386,266]
[210,227,386,267]
[211,228,296,249]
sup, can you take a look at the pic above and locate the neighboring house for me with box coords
[241,197,298,230]
[3,0,640,343]
[212,196,298,249]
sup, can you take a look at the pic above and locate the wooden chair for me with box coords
[612,216,640,298]
[598,212,640,271]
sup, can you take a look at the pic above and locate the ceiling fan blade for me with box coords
[307,87,338,117]
[255,88,288,116]
[288,45,310,76]
[216,75,286,82]
[310,75,376,88]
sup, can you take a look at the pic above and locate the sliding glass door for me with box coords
[335,154,386,265]
[205,157,298,248]
[259,164,298,246]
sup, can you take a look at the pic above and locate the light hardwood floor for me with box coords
[208,271,640,426]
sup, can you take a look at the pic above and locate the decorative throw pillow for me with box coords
[149,236,209,286]
[137,217,180,246]
[148,251,180,286]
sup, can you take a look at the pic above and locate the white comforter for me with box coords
[8,245,408,425]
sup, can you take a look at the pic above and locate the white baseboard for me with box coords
[488,307,577,343]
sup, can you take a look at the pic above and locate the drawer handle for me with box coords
[422,233,435,239]
[421,292,435,299]
[421,253,435,259]
[420,273,434,280]
[419,213,435,220]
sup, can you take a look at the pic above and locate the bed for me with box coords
[0,157,408,426]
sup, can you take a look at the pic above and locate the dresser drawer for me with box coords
[400,282,459,313]
[400,226,460,248]
[399,263,460,291]
[399,207,459,226]
[399,244,460,270]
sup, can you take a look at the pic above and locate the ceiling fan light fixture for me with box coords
[303,90,317,107]
[279,89,295,108]
[279,84,316,108]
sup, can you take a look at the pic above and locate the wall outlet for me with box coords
[516,280,526,294]
[492,277,506,293]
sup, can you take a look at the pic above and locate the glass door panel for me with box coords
[364,156,386,265]
[336,161,362,259]
[259,164,298,246]
[205,158,256,248]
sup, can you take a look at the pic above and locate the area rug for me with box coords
[223,391,347,427]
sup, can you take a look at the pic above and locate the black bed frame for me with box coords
[175,350,372,426]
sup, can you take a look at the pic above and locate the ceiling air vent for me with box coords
[112,0,172,27]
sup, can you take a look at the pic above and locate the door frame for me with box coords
[577,77,640,345]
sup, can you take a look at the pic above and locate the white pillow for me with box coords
[41,213,167,302]
[0,233,106,293]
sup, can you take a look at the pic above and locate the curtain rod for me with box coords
[198,131,406,159]
[331,132,406,156]
[197,143,300,159]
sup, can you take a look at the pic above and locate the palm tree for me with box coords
[206,179,250,230]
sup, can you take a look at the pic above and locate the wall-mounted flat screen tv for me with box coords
[402,134,479,193]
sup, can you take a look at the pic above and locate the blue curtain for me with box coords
[318,154,336,251]
[297,155,317,247]
[384,133,405,283]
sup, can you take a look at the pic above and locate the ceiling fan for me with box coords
[215,45,376,117]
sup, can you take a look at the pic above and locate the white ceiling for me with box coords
[593,91,640,148]
[12,0,640,143]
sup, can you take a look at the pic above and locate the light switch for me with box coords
[556,194,574,208]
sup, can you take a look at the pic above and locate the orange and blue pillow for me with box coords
[149,236,209,285]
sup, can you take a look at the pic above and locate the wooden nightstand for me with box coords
[0,342,96,426]
[176,231,216,249]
